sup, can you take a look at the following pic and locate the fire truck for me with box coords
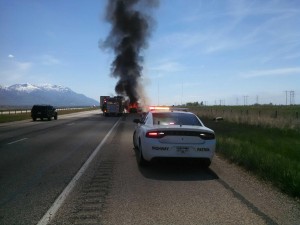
[128,102,139,113]
[100,96,125,116]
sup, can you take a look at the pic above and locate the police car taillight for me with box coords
[199,132,215,140]
[146,131,165,138]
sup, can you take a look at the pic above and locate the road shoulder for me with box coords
[212,154,300,225]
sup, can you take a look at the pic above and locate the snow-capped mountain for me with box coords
[0,83,99,107]
[4,83,72,93]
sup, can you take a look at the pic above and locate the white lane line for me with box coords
[37,117,121,225]
[7,138,28,145]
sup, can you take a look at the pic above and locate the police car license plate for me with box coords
[176,146,189,153]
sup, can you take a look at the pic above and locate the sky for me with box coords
[1,0,300,106]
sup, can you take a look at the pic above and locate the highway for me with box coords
[0,110,299,225]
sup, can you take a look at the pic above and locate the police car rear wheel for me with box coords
[138,141,148,167]
[200,159,211,168]
[133,133,138,149]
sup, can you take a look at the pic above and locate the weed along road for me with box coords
[0,112,299,225]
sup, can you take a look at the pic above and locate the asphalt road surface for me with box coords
[0,111,299,225]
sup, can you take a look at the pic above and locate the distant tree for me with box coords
[186,101,200,106]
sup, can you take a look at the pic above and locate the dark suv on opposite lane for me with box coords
[31,105,58,121]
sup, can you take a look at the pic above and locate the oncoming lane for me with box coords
[0,111,120,225]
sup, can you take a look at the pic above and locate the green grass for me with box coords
[0,107,98,123]
[202,118,300,198]
[0,114,32,123]
[190,105,300,130]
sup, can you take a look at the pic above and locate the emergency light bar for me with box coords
[149,106,170,111]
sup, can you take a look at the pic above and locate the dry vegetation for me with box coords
[189,105,300,130]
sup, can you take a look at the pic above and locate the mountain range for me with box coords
[0,83,99,107]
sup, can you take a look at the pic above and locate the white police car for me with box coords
[133,107,216,167]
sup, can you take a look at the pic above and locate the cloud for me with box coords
[0,60,33,84]
[203,39,237,54]
[16,61,33,71]
[41,54,61,65]
[241,67,300,78]
[165,0,300,57]
[8,54,14,58]
[150,61,184,73]
[284,52,300,60]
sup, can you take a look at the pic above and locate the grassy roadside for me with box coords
[189,105,300,130]
[202,117,300,198]
[0,107,98,123]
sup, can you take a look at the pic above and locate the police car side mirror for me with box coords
[133,119,141,123]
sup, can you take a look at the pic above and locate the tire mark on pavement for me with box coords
[217,178,279,225]
[48,118,125,225]
[71,161,114,225]
[37,117,121,225]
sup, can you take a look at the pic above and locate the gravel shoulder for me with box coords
[211,155,300,225]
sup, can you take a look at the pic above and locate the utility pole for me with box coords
[243,96,248,106]
[285,90,295,105]
[290,91,295,105]
[285,91,288,105]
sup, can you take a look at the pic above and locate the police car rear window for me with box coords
[152,113,202,126]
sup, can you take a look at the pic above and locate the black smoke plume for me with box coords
[103,0,158,103]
